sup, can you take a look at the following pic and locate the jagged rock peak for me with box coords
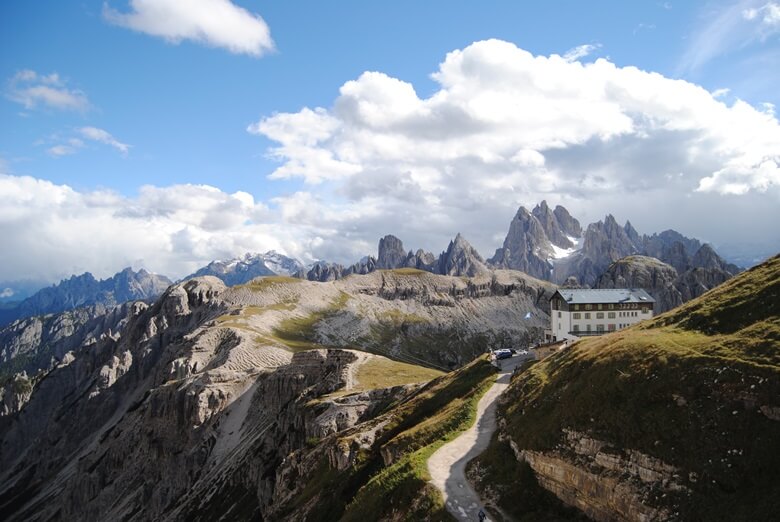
[437,234,489,277]
[553,204,582,238]
[532,200,575,248]
[377,234,407,269]
[691,243,738,273]
[624,220,641,245]
[489,205,553,280]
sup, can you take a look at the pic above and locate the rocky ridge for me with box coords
[0,269,554,520]
[0,268,172,328]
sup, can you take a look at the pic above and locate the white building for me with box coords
[548,288,655,342]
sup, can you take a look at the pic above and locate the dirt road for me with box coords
[427,354,527,521]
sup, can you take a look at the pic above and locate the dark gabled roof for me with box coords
[552,288,655,304]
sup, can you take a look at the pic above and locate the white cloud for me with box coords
[104,0,274,57]
[252,39,780,197]
[79,127,130,155]
[6,70,89,111]
[563,43,601,62]
[2,41,779,284]
[743,2,780,25]
[0,288,13,298]
[240,39,779,262]
[0,174,310,281]
[46,129,129,157]
[47,144,79,157]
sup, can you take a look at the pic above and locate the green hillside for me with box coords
[478,254,780,520]
[268,356,497,521]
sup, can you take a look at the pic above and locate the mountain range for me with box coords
[0,202,750,327]
[0,268,171,328]
[0,244,776,520]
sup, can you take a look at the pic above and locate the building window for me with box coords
[558,311,561,318]
[642,308,649,314]
[608,304,614,310]
[608,312,616,319]
[585,304,592,310]
[573,313,581,319]
[596,324,604,332]
[597,304,603,310]
[586,324,591,332]
[596,312,604,319]
[608,324,615,331]
[573,324,579,332]
[574,304,580,311]
[584,313,591,319]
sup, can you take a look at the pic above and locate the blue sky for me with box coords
[1,0,779,286]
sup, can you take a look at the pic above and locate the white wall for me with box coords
[552,307,653,341]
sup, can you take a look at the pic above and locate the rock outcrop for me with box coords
[489,206,557,280]
[532,200,577,249]
[0,268,555,521]
[596,255,734,313]
[377,234,408,269]
[436,234,490,277]
[513,430,682,522]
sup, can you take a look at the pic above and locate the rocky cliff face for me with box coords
[548,216,739,289]
[0,268,172,328]
[554,204,583,239]
[532,200,577,249]
[510,430,683,522]
[558,214,640,286]
[377,234,408,269]
[489,206,558,280]
[436,234,490,277]
[596,255,734,313]
[0,302,140,408]
[0,269,554,520]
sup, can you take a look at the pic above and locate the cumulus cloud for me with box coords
[0,288,13,298]
[104,0,274,56]
[252,39,780,196]
[3,41,779,284]
[244,39,779,263]
[5,70,89,111]
[0,174,311,281]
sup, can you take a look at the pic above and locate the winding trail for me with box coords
[427,355,527,521]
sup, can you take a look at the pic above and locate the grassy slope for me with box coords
[491,254,780,520]
[274,356,497,521]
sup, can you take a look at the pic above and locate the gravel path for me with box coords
[427,354,528,521]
